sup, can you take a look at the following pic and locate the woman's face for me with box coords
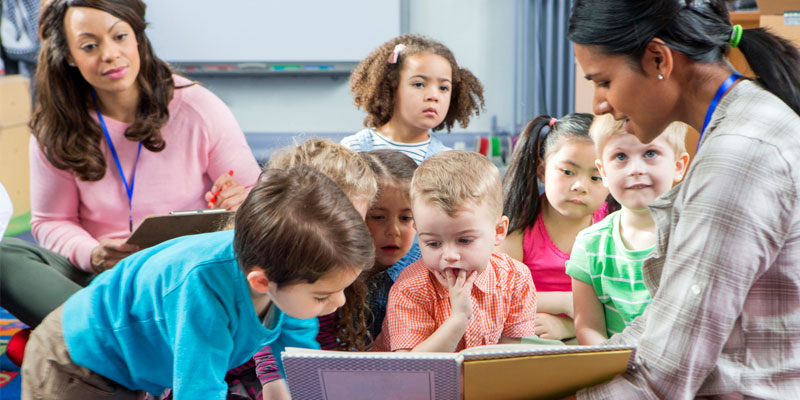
[63,6,140,100]
[574,43,674,144]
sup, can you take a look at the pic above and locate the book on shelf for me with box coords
[282,343,635,400]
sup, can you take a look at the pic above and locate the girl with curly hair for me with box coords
[341,34,485,164]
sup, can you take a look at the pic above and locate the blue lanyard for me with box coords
[91,89,142,232]
[699,73,741,152]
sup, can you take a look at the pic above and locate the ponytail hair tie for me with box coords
[388,44,406,64]
[729,24,743,48]
[548,118,558,128]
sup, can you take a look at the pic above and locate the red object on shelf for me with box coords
[478,137,489,156]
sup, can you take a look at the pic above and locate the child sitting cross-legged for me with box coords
[374,150,537,352]
[567,115,689,345]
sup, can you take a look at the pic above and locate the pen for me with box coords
[209,170,234,206]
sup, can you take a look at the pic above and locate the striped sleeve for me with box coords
[566,231,593,284]
[339,134,361,152]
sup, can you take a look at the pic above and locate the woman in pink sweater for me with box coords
[0,0,261,328]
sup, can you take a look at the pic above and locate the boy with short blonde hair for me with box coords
[269,138,378,217]
[567,114,690,345]
[376,150,537,352]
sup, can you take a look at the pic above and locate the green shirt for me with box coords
[566,211,653,336]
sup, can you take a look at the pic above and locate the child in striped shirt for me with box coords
[566,115,689,345]
[341,34,485,164]
[375,150,537,352]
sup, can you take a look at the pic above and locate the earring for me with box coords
[658,74,664,80]
[68,62,76,67]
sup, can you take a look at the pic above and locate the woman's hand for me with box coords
[90,239,139,273]
[534,312,575,340]
[205,172,247,210]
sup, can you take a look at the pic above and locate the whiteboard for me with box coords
[143,0,401,63]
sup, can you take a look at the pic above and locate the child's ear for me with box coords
[595,159,609,188]
[494,215,510,246]
[536,158,546,182]
[247,267,271,294]
[673,152,690,183]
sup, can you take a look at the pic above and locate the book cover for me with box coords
[282,344,634,400]
[283,349,462,400]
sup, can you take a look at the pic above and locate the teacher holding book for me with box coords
[0,0,261,328]
[565,0,800,398]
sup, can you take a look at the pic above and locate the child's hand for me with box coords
[261,379,291,400]
[534,312,575,340]
[445,269,476,322]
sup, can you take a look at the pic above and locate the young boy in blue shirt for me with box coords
[21,166,375,400]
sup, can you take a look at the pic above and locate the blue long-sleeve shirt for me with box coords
[62,230,317,399]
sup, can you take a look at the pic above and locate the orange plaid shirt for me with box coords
[374,252,537,352]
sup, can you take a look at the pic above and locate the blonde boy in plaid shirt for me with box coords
[375,150,537,352]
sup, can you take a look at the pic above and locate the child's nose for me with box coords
[571,177,587,192]
[385,222,400,237]
[330,290,346,310]
[426,87,439,101]
[442,244,459,262]
[628,157,646,175]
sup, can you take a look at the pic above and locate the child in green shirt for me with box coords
[566,115,689,344]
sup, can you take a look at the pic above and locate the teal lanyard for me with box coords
[91,89,142,232]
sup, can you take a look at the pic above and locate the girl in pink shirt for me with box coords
[0,0,260,329]
[498,113,614,341]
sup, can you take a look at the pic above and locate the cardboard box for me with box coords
[0,75,32,217]
[757,0,800,47]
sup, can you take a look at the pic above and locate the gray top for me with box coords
[581,80,800,399]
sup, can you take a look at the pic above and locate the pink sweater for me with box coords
[30,75,261,272]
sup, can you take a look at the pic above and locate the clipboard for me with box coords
[126,209,234,248]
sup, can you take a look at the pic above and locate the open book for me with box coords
[282,343,635,400]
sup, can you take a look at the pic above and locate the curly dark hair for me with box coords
[32,0,183,181]
[350,34,485,132]
[334,279,371,351]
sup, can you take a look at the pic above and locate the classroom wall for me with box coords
[192,0,515,136]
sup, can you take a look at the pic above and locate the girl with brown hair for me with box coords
[341,34,485,164]
[0,0,261,329]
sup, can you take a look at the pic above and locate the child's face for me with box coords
[366,183,416,268]
[392,52,452,132]
[597,134,687,211]
[413,198,507,281]
[265,267,361,320]
[540,140,608,219]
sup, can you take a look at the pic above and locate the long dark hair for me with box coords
[503,113,598,235]
[32,0,178,181]
[568,0,800,115]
